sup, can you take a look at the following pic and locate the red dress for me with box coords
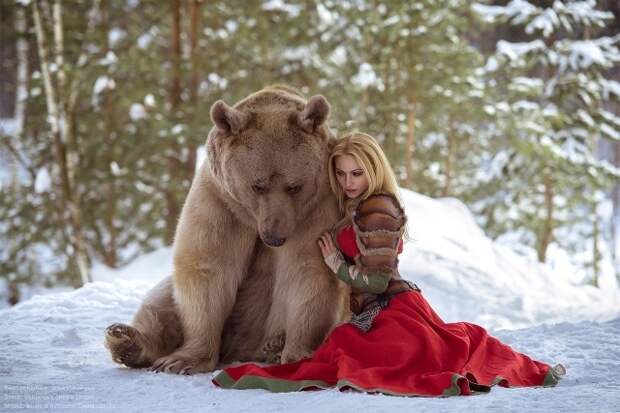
[212,226,563,396]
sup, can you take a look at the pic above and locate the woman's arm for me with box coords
[318,193,406,294]
[323,248,390,294]
[319,232,391,293]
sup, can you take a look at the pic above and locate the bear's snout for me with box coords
[258,213,291,247]
[262,233,287,247]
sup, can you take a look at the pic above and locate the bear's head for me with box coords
[207,87,335,247]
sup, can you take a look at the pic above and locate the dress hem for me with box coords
[212,366,564,397]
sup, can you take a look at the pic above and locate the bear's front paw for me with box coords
[150,353,216,375]
[261,333,285,364]
[105,323,149,368]
[280,346,312,364]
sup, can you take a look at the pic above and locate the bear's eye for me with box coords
[286,185,302,195]
[252,184,267,194]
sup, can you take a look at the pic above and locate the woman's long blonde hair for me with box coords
[328,132,403,216]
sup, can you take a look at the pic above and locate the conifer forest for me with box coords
[0,0,619,296]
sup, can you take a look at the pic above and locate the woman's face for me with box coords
[334,154,369,199]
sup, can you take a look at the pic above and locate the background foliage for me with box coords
[0,0,619,291]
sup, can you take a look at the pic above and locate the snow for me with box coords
[34,167,52,193]
[282,46,312,61]
[144,94,156,107]
[110,161,121,176]
[261,0,301,17]
[352,63,381,89]
[601,122,620,141]
[472,0,539,25]
[171,124,184,135]
[400,191,619,329]
[137,32,153,49]
[92,76,116,95]
[108,28,127,47]
[568,40,608,69]
[207,73,228,90]
[0,118,18,137]
[317,3,335,26]
[527,7,559,37]
[512,76,544,91]
[560,0,613,26]
[496,40,546,62]
[1,189,619,411]
[602,79,620,100]
[473,0,612,31]
[99,51,118,66]
[195,146,207,175]
[129,103,146,121]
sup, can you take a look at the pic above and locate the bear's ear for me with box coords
[297,95,330,134]
[210,100,251,135]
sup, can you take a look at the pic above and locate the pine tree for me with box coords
[472,0,620,283]
[317,0,488,197]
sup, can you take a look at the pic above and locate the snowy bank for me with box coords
[398,190,620,330]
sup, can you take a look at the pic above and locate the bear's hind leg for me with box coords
[105,323,151,368]
[105,277,183,368]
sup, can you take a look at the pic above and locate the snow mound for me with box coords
[398,189,620,330]
[92,246,173,285]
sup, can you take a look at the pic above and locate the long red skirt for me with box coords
[213,291,563,396]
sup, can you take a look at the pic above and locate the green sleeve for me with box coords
[333,261,391,294]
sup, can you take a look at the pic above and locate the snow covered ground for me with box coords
[1,189,619,412]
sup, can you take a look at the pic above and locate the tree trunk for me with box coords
[170,0,182,110]
[33,0,91,285]
[588,115,604,287]
[52,0,91,285]
[10,7,30,189]
[537,172,554,263]
[442,120,454,197]
[592,201,600,287]
[14,7,28,142]
[613,141,620,283]
[8,282,20,306]
[186,0,201,179]
[405,94,416,188]
[101,0,118,268]
[164,0,183,246]
[189,0,201,105]
[358,87,368,126]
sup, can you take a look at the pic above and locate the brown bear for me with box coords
[104,86,350,375]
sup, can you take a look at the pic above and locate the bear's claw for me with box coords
[151,353,216,375]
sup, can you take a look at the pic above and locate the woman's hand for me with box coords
[317,232,337,259]
[318,232,343,275]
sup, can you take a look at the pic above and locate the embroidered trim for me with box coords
[349,301,384,332]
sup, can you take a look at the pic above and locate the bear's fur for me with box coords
[105,86,350,374]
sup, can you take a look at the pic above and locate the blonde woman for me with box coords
[214,132,564,396]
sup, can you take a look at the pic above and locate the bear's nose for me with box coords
[263,235,286,247]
